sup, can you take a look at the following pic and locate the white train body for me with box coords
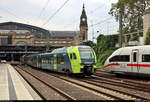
[104,45,150,76]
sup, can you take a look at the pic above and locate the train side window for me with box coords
[133,52,137,62]
[48,57,51,64]
[109,55,130,62]
[120,55,130,62]
[57,56,59,64]
[70,54,73,59]
[61,56,64,62]
[57,56,64,64]
[51,57,54,64]
[142,54,150,62]
[73,53,77,59]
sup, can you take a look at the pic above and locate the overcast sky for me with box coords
[0,0,118,41]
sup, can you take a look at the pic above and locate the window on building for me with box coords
[16,41,27,46]
[142,54,150,62]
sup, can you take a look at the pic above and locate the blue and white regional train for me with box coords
[104,45,150,77]
[21,46,97,76]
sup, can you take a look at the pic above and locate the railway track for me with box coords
[93,74,150,93]
[96,70,150,84]
[41,70,150,100]
[41,72,149,100]
[15,65,107,100]
[16,65,150,100]
[95,71,150,91]
[14,65,76,100]
[14,65,150,100]
[92,70,150,99]
[80,76,150,100]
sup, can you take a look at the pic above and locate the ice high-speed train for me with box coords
[104,45,150,77]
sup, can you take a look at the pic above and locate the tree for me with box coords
[144,27,150,45]
[85,40,96,48]
[129,35,139,41]
[95,34,118,65]
[109,0,150,34]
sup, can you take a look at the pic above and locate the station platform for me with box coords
[0,63,42,100]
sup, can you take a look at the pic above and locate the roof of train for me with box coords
[27,45,92,56]
[111,45,150,56]
[120,45,150,49]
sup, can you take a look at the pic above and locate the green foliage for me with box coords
[97,49,115,65]
[96,63,104,70]
[109,0,150,34]
[144,27,150,45]
[88,34,118,69]
[85,40,96,48]
[85,35,118,69]
[96,34,118,57]
[129,35,139,41]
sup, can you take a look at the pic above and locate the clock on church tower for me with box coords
[82,18,86,22]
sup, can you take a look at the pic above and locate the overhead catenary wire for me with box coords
[89,0,113,15]
[63,0,114,29]
[38,0,51,19]
[0,7,30,24]
[89,17,113,27]
[41,0,70,27]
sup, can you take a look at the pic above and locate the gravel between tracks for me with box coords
[94,70,150,99]
[19,66,107,100]
[83,78,150,99]
[15,66,67,100]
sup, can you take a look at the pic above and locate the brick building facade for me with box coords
[0,4,88,47]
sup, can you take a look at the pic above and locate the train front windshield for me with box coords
[79,48,94,59]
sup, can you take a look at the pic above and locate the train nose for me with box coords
[104,60,109,71]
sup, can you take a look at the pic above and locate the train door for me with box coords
[72,53,78,72]
[131,50,139,73]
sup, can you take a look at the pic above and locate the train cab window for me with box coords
[142,54,150,62]
[109,56,120,62]
[73,53,77,59]
[133,52,137,62]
